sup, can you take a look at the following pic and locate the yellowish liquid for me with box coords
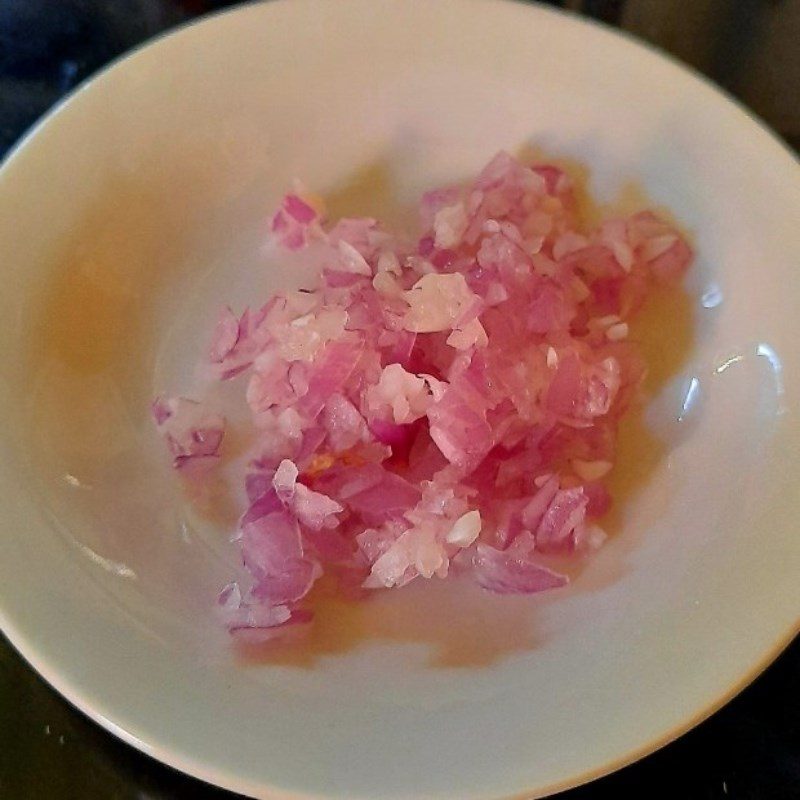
[25,171,207,484]
[604,283,694,537]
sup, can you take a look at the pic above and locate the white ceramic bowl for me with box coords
[0,1,798,798]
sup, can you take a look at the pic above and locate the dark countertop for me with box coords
[0,1,797,798]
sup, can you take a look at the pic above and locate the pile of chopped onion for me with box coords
[153,152,691,637]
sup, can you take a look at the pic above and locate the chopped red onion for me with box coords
[154,152,692,634]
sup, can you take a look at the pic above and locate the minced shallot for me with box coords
[153,152,691,638]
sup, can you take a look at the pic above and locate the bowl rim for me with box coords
[0,1,798,798]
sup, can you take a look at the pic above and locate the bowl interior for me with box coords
[0,2,798,798]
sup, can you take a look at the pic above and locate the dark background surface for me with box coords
[0,0,797,798]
